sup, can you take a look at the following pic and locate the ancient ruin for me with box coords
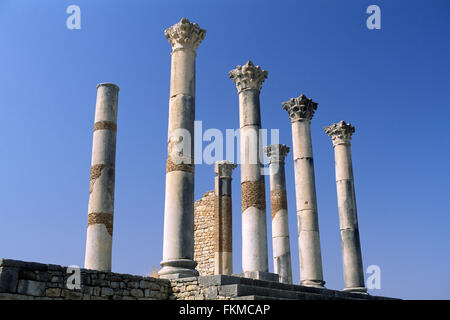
[0,17,394,300]
[264,144,293,284]
[84,83,120,272]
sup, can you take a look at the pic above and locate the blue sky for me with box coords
[0,0,449,299]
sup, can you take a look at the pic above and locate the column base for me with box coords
[343,286,368,294]
[158,259,199,279]
[300,279,326,288]
[233,271,280,282]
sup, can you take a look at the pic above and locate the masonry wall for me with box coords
[193,191,216,276]
[0,259,170,300]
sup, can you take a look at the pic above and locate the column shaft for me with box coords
[84,83,119,271]
[159,18,205,279]
[214,161,236,275]
[325,121,366,293]
[283,95,325,287]
[265,144,293,284]
[230,62,269,273]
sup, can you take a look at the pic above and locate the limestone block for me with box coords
[17,280,46,296]
[0,267,18,293]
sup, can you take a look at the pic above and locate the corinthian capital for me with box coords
[215,160,237,178]
[229,61,268,93]
[164,18,206,52]
[282,94,318,122]
[264,144,290,164]
[324,120,355,146]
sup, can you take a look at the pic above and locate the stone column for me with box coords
[229,61,270,276]
[214,161,237,275]
[84,83,119,271]
[159,18,206,279]
[264,144,293,284]
[282,94,325,287]
[325,121,367,293]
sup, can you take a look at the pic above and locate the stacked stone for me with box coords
[264,144,293,284]
[169,277,232,300]
[282,94,325,288]
[325,121,367,293]
[0,259,170,300]
[193,191,216,276]
[160,18,206,279]
[84,83,119,272]
[229,61,269,275]
[214,161,237,275]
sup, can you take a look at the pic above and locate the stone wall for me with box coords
[0,259,396,300]
[194,191,216,276]
[169,277,231,300]
[0,259,170,300]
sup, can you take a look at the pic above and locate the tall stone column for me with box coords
[214,161,237,275]
[84,83,119,271]
[264,144,293,284]
[282,94,325,287]
[159,18,206,279]
[229,61,270,276]
[325,121,367,293]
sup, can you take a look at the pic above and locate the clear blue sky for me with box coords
[0,0,448,299]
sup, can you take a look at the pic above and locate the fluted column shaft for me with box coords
[214,161,237,275]
[159,18,206,279]
[84,83,119,271]
[229,61,269,273]
[283,95,325,287]
[265,144,293,284]
[325,121,366,293]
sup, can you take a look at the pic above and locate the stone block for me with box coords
[37,272,52,282]
[19,270,37,280]
[130,289,144,298]
[51,276,63,283]
[0,267,19,293]
[17,280,46,296]
[139,280,151,289]
[101,287,114,297]
[0,292,33,300]
[62,289,83,300]
[45,288,61,297]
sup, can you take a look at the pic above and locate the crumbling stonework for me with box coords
[270,189,287,220]
[169,277,231,300]
[0,259,170,300]
[87,213,114,236]
[241,181,266,212]
[0,259,396,300]
[214,196,232,252]
[194,191,215,276]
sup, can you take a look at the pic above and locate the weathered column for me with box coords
[159,18,206,279]
[214,160,237,275]
[282,94,325,287]
[325,121,367,293]
[264,144,293,284]
[229,61,270,276]
[84,83,119,271]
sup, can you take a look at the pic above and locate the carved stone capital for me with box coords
[282,94,318,122]
[164,18,206,52]
[324,120,355,146]
[229,61,268,93]
[264,144,290,163]
[215,160,237,178]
